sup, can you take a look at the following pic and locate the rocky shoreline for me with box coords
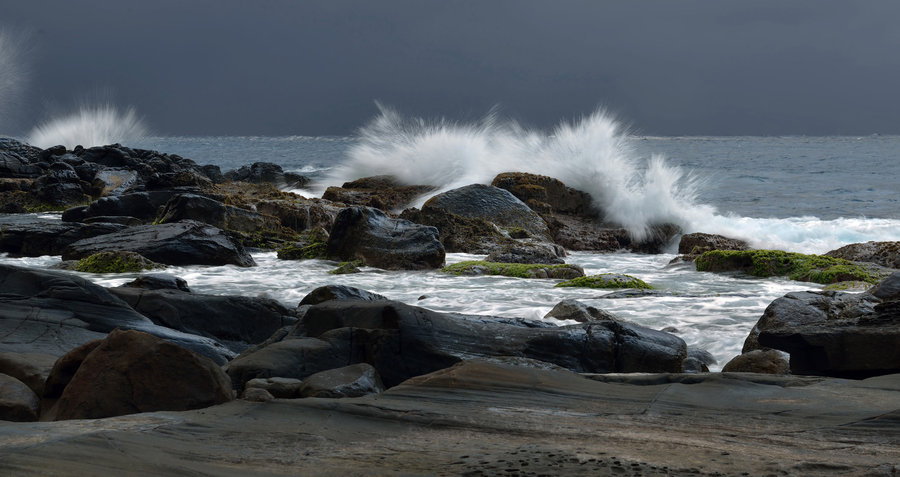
[2,138,899,475]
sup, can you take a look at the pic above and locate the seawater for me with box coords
[5,111,900,370]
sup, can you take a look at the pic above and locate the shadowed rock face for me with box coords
[44,329,233,421]
[62,219,256,267]
[0,264,235,364]
[226,298,686,390]
[0,215,127,257]
[422,184,552,240]
[326,206,445,270]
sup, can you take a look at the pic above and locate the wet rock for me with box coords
[299,363,385,398]
[298,284,389,306]
[825,241,900,269]
[326,206,444,270]
[0,215,127,257]
[399,206,510,254]
[0,138,43,164]
[722,350,790,374]
[224,338,349,391]
[544,299,620,323]
[442,261,584,279]
[156,193,284,238]
[120,273,192,292]
[322,175,434,212]
[255,199,340,233]
[491,172,594,216]
[44,329,233,421]
[422,184,551,240]
[676,232,749,261]
[871,271,900,301]
[62,219,256,267]
[485,241,566,264]
[225,162,308,188]
[61,190,185,223]
[32,162,92,206]
[108,286,298,352]
[0,150,42,178]
[0,373,40,422]
[0,263,235,364]
[0,352,57,396]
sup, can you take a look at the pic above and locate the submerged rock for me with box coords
[326,206,445,270]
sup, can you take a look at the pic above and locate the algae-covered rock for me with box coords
[329,261,362,275]
[441,261,584,279]
[555,273,651,289]
[695,249,886,285]
[73,251,163,273]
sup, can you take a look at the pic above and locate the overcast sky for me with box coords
[2,0,900,136]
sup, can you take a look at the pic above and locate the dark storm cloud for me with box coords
[3,0,899,136]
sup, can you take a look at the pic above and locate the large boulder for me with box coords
[62,220,256,267]
[0,149,42,178]
[155,193,284,238]
[722,350,790,374]
[825,241,900,269]
[298,284,389,306]
[61,190,185,223]
[231,299,686,390]
[0,352,58,396]
[44,330,233,421]
[422,184,551,240]
[322,175,434,212]
[108,286,298,352]
[677,232,749,257]
[326,206,445,270]
[0,214,127,257]
[746,284,900,378]
[31,162,92,206]
[0,264,235,364]
[0,373,40,422]
[491,172,594,216]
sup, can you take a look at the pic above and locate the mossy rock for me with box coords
[554,273,652,289]
[695,249,885,285]
[73,251,163,273]
[329,261,363,275]
[823,281,872,292]
[277,241,327,260]
[441,260,584,279]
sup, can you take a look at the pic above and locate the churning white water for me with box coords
[27,104,148,149]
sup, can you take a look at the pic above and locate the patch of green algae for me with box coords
[441,260,575,278]
[74,252,159,273]
[554,273,652,289]
[695,250,880,285]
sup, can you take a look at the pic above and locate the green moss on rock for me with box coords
[329,260,363,275]
[554,273,652,289]
[441,260,584,279]
[277,241,327,260]
[73,251,162,273]
[695,249,882,285]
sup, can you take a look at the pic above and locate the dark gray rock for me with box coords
[544,299,620,323]
[61,190,184,223]
[298,285,389,306]
[677,232,749,256]
[62,220,256,267]
[422,184,551,240]
[298,363,385,398]
[108,287,297,352]
[156,193,281,236]
[485,241,566,264]
[0,138,43,163]
[224,338,350,391]
[120,273,192,292]
[870,271,900,301]
[326,206,445,270]
[225,162,308,188]
[0,264,235,364]
[0,215,127,257]
[825,241,900,269]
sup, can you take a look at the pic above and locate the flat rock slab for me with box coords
[0,362,897,476]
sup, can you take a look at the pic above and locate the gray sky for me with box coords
[3,0,900,136]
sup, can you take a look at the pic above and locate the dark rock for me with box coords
[32,162,92,206]
[298,285,389,306]
[66,250,163,273]
[0,138,43,163]
[62,220,256,267]
[0,373,40,422]
[224,337,349,391]
[298,363,385,398]
[241,387,274,402]
[200,164,225,183]
[825,241,900,269]
[422,184,551,240]
[156,193,283,237]
[491,172,594,216]
[322,175,434,212]
[0,352,57,396]
[45,329,233,421]
[256,199,340,233]
[244,377,304,399]
[399,206,510,254]
[677,232,749,257]
[91,168,138,196]
[871,271,900,301]
[121,273,192,292]
[225,162,307,188]
[684,348,717,373]
[42,340,103,403]
[722,350,790,374]
[0,215,128,257]
[485,241,566,264]
[61,190,185,223]
[0,264,235,364]
[108,287,298,352]
[544,299,620,323]
[326,206,445,270]
[0,151,42,178]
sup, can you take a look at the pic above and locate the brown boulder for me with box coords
[0,373,40,422]
[677,232,749,256]
[491,172,594,216]
[722,350,790,374]
[45,330,232,421]
[323,175,434,212]
[825,241,900,269]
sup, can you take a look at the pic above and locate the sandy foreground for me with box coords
[1,360,898,476]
